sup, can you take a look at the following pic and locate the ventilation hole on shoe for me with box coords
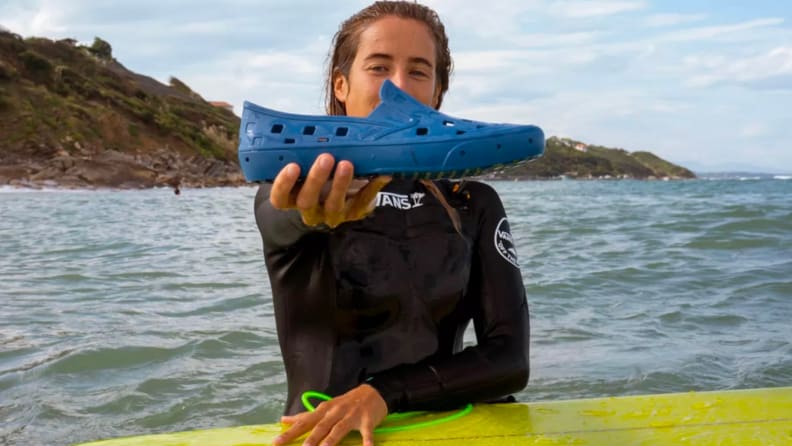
[278,155,284,161]
[303,126,316,135]
[245,157,250,162]
[336,127,348,136]
[271,124,283,133]
[456,130,466,135]
[284,138,295,144]
[318,137,329,143]
[443,120,455,127]
[416,128,428,136]
[476,125,485,129]
[497,144,502,150]
[529,138,533,144]
[460,150,466,156]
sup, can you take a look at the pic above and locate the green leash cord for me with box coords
[301,391,473,433]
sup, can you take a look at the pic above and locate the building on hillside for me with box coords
[209,101,234,113]
[575,143,588,152]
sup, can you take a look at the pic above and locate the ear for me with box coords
[333,71,350,104]
[432,82,442,109]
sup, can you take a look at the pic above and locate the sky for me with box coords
[2,0,791,173]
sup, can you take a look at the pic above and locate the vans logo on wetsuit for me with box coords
[376,192,425,210]
[494,217,519,268]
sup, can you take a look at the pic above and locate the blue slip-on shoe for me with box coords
[238,79,544,182]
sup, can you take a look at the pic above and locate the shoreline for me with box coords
[3,175,781,193]
[0,184,257,193]
[0,150,246,191]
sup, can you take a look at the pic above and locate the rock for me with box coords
[0,164,31,183]
[51,156,76,171]
[29,166,61,181]
[3,148,245,189]
[94,149,137,164]
[204,160,226,177]
[69,159,159,187]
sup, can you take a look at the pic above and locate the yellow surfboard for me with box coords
[77,386,792,445]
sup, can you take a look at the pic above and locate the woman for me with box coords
[254,2,530,445]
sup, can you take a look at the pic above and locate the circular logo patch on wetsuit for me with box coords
[494,217,519,268]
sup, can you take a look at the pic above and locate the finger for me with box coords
[324,164,355,228]
[300,205,325,227]
[302,411,346,446]
[272,412,320,446]
[324,160,354,214]
[360,416,376,446]
[356,175,392,208]
[270,163,301,209]
[297,154,335,210]
[313,417,354,446]
[347,175,392,220]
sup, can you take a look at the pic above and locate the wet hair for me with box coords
[325,1,453,115]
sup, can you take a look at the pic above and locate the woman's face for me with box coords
[334,16,440,117]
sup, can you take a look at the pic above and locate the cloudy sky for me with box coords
[2,0,791,172]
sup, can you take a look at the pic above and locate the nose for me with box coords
[389,69,411,94]
[385,65,434,108]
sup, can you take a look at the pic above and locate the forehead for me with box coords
[356,16,436,62]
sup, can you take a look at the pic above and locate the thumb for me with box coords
[347,175,392,219]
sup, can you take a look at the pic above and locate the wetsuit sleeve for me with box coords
[254,184,324,252]
[366,182,530,412]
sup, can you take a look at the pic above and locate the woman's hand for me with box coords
[269,153,391,228]
[273,384,388,446]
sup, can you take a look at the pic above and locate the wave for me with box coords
[697,173,787,181]
[0,185,93,193]
[0,186,67,193]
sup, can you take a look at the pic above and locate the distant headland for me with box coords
[0,31,694,189]
[485,137,695,181]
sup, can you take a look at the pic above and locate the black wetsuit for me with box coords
[254,179,530,415]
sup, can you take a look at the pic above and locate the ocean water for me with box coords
[1,179,791,445]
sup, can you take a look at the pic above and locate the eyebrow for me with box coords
[364,53,434,69]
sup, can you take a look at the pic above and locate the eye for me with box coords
[368,65,388,73]
[410,70,429,78]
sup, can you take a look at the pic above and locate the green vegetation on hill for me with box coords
[491,137,696,180]
[0,31,242,187]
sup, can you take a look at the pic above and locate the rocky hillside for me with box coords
[0,31,243,188]
[488,137,696,180]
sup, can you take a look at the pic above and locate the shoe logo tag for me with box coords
[494,217,519,268]
[376,192,425,210]
[410,192,425,207]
